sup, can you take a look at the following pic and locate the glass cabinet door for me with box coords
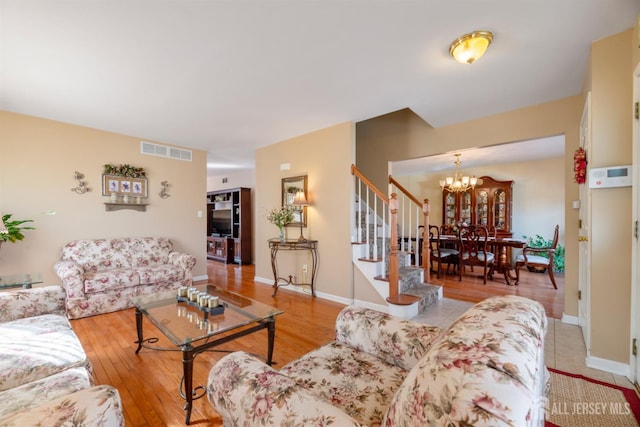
[476,190,488,225]
[494,189,506,228]
[445,192,456,225]
[460,192,471,224]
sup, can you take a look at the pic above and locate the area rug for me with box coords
[545,368,640,427]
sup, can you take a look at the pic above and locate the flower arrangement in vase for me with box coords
[266,207,294,241]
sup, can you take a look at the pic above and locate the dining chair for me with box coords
[515,224,559,289]
[458,224,495,284]
[428,225,459,278]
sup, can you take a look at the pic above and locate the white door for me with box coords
[578,92,591,354]
[632,65,640,387]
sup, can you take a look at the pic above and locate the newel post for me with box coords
[422,198,430,281]
[388,193,399,301]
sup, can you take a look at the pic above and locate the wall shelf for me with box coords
[104,202,148,212]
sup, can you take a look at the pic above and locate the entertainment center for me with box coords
[206,187,252,264]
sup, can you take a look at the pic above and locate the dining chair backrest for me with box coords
[458,224,490,263]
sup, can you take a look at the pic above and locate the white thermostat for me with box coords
[589,165,632,188]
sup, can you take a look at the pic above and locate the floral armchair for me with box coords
[208,295,548,426]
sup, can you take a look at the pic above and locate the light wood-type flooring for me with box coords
[71,260,564,426]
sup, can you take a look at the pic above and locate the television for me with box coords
[210,209,232,237]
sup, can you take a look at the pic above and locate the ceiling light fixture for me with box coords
[439,154,477,193]
[449,31,494,64]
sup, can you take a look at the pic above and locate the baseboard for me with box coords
[561,313,579,325]
[193,274,208,282]
[586,355,631,377]
[253,275,353,305]
[352,299,389,313]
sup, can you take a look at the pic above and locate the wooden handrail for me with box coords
[389,175,423,208]
[351,164,388,204]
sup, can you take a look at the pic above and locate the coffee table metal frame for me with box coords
[131,284,283,425]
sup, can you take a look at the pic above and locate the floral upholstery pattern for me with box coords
[0,285,65,323]
[0,385,124,427]
[54,237,197,318]
[0,313,91,391]
[383,295,548,427]
[0,287,124,426]
[0,367,91,417]
[208,296,548,427]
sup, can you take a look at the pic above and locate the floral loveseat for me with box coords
[0,286,124,426]
[208,295,548,426]
[54,237,196,319]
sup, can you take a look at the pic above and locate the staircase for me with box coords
[351,165,442,319]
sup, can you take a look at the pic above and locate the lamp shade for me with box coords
[450,31,493,64]
[291,190,308,206]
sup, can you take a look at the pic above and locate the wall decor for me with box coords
[103,163,146,178]
[282,175,307,227]
[70,171,90,194]
[573,147,587,184]
[159,181,171,198]
[102,174,148,198]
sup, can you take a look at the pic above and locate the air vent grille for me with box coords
[141,141,192,162]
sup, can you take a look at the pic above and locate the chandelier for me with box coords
[439,154,477,193]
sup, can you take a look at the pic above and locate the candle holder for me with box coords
[177,295,226,315]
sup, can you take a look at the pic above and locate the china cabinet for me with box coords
[441,176,513,237]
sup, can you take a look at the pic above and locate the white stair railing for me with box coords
[351,165,431,304]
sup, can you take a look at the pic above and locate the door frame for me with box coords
[578,91,591,354]
[631,63,640,386]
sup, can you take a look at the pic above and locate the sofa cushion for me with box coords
[0,367,91,417]
[0,314,90,391]
[84,268,140,293]
[61,239,133,272]
[0,385,124,427]
[281,341,407,426]
[127,237,172,267]
[137,265,184,285]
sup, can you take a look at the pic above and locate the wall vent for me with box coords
[141,141,192,162]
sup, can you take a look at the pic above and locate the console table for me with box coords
[268,239,318,297]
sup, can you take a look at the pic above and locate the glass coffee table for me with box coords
[0,273,43,289]
[131,284,283,425]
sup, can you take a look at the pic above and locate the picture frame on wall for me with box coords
[282,175,307,227]
[102,174,148,198]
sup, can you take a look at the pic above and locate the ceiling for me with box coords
[392,135,565,176]
[1,1,638,178]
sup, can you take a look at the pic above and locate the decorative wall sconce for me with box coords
[159,181,171,199]
[70,171,90,194]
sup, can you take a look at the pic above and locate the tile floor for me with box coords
[414,298,635,390]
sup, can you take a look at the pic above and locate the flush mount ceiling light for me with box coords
[449,31,494,64]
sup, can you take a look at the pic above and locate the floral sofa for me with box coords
[54,237,196,319]
[0,286,124,426]
[208,295,548,426]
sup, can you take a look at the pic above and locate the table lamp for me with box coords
[291,190,309,242]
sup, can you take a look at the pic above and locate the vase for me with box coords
[278,227,285,242]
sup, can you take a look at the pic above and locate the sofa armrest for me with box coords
[54,260,86,299]
[0,286,66,322]
[208,351,363,426]
[168,252,196,271]
[0,385,124,426]
[334,306,443,371]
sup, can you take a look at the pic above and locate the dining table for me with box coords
[437,234,527,285]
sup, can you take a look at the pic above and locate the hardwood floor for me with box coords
[71,260,563,426]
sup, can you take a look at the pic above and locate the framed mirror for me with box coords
[282,175,307,227]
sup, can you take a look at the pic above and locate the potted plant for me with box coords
[266,207,294,242]
[521,233,565,273]
[0,213,35,247]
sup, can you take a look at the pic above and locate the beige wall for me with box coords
[587,30,634,363]
[254,122,356,301]
[0,111,208,283]
[357,98,581,314]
